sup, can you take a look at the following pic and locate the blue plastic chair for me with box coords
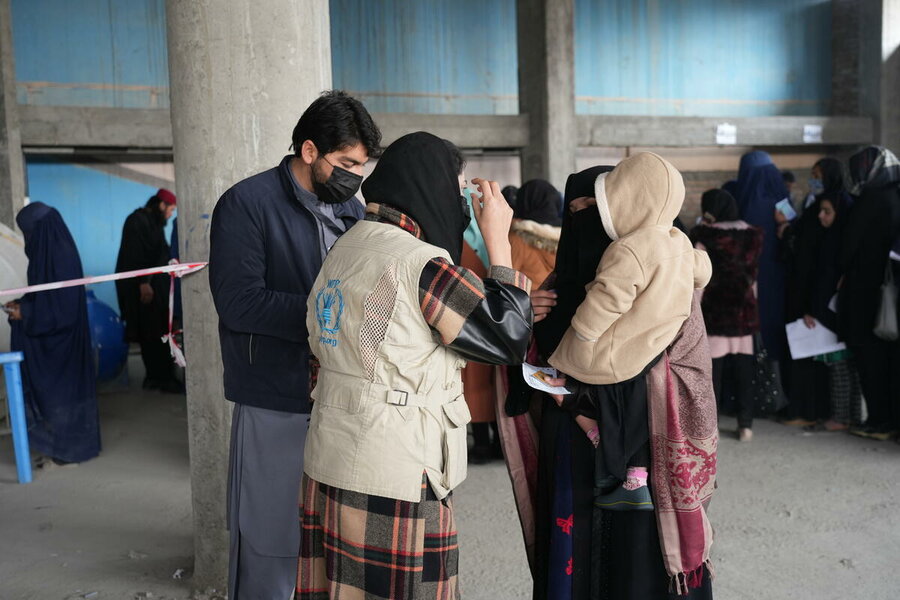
[0,352,30,484]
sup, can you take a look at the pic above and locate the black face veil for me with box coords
[534,165,615,356]
[361,132,468,263]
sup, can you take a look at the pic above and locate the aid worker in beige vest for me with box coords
[296,133,532,599]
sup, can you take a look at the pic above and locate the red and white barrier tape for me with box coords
[0,261,208,368]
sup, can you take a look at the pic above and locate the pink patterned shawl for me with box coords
[647,293,718,594]
[496,297,717,591]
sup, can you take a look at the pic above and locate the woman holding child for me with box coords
[513,154,717,599]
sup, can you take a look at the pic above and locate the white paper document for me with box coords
[785,318,846,360]
[522,363,571,395]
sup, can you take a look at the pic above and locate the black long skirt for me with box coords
[533,397,713,600]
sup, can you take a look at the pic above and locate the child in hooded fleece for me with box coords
[548,152,712,509]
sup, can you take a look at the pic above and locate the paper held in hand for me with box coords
[522,363,571,395]
[785,318,846,360]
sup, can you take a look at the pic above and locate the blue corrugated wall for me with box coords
[574,0,833,116]
[329,0,519,114]
[10,0,835,116]
[11,0,168,108]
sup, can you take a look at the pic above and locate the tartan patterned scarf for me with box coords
[646,293,718,594]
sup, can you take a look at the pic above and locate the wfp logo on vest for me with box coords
[315,279,344,347]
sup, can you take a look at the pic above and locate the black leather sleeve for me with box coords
[447,279,533,365]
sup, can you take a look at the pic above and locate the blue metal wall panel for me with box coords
[575,0,832,116]
[330,0,518,114]
[11,0,169,108]
[9,0,831,117]
[24,160,172,312]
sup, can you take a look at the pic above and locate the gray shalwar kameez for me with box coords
[225,164,353,599]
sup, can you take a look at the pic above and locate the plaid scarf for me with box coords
[365,202,424,239]
[646,293,718,594]
[850,146,900,195]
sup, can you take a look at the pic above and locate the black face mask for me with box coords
[313,157,363,204]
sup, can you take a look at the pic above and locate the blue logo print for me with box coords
[315,279,344,338]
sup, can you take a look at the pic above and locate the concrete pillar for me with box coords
[880,0,900,152]
[832,0,900,152]
[516,0,576,191]
[164,0,331,590]
[0,0,25,229]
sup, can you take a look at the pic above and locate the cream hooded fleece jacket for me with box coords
[549,152,712,385]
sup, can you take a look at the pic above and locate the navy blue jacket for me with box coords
[209,157,364,413]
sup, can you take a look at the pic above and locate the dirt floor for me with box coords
[2,359,900,599]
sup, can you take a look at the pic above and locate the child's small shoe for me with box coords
[594,484,654,511]
[594,467,653,511]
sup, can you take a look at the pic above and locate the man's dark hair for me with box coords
[442,139,466,175]
[291,90,381,158]
[781,170,796,184]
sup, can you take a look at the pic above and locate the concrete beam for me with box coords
[18,104,173,149]
[517,0,576,190]
[374,113,528,149]
[16,105,874,152]
[577,115,875,148]
[17,106,526,152]
[0,0,25,228]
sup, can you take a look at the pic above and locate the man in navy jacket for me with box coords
[209,90,380,599]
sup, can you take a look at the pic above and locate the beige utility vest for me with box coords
[303,220,471,502]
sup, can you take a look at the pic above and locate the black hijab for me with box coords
[849,146,900,194]
[501,185,518,208]
[514,179,562,226]
[361,132,467,263]
[534,165,614,357]
[701,188,739,222]
[815,157,846,196]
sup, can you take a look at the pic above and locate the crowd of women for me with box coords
[693,147,900,441]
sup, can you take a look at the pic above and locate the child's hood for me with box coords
[594,152,685,240]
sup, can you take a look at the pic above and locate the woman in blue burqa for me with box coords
[6,202,99,465]
[734,151,790,364]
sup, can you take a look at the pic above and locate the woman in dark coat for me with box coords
[776,158,848,425]
[529,167,714,600]
[6,203,99,464]
[838,146,900,440]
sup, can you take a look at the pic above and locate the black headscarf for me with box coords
[701,188,739,222]
[361,132,467,263]
[514,179,562,226]
[534,165,614,357]
[815,157,846,196]
[501,185,518,208]
[849,146,900,194]
[811,193,850,330]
